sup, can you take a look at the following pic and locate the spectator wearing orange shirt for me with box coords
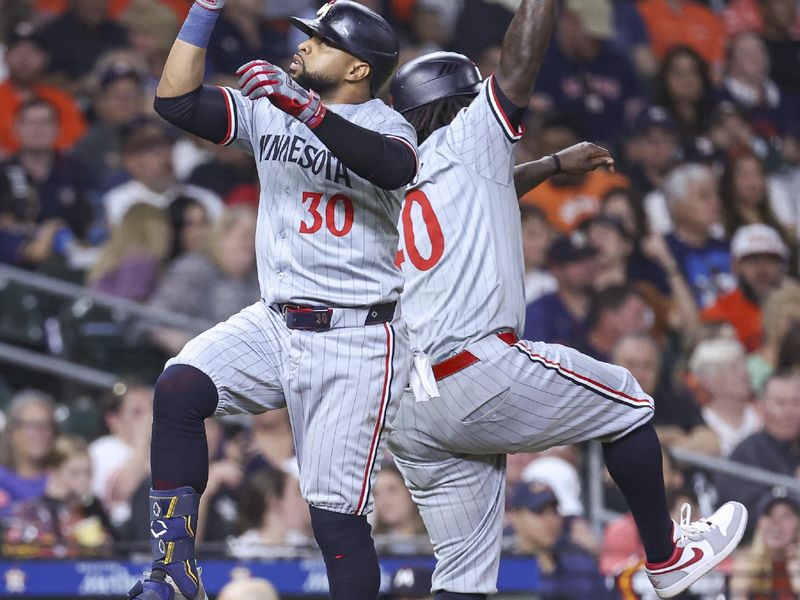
[637,0,727,74]
[703,224,789,352]
[0,23,87,157]
[520,115,629,233]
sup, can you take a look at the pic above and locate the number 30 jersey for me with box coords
[220,87,418,308]
[397,76,525,363]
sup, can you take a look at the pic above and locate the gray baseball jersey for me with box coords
[219,86,417,307]
[389,75,655,594]
[168,91,417,515]
[397,76,525,363]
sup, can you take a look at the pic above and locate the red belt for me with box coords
[431,332,518,381]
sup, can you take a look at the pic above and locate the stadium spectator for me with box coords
[715,370,800,520]
[0,22,87,157]
[450,0,513,63]
[218,577,280,600]
[662,163,735,308]
[73,62,147,186]
[747,280,800,393]
[508,482,612,599]
[651,46,717,144]
[248,410,295,474]
[88,381,152,529]
[720,32,784,140]
[760,0,800,99]
[702,224,789,351]
[3,98,94,242]
[0,390,57,516]
[402,0,459,59]
[165,195,210,260]
[206,0,290,76]
[388,565,434,600]
[611,0,657,79]
[776,321,800,375]
[148,206,258,353]
[0,162,64,267]
[520,115,629,233]
[720,153,791,247]
[40,0,128,82]
[688,338,760,456]
[580,283,652,361]
[86,203,171,301]
[195,418,245,544]
[533,0,642,145]
[729,488,800,598]
[521,205,556,304]
[228,467,312,559]
[637,0,727,71]
[624,106,681,198]
[373,462,427,554]
[1,435,114,558]
[118,0,179,85]
[599,186,646,243]
[613,333,718,454]
[524,235,595,347]
[769,123,800,241]
[102,120,222,227]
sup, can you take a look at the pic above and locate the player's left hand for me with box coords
[236,59,327,129]
[556,142,614,174]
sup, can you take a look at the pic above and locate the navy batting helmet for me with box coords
[289,0,399,95]
[390,51,483,114]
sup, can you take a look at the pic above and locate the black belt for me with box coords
[276,301,396,331]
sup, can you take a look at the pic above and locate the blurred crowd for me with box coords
[0,0,800,597]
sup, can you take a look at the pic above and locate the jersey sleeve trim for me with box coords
[386,134,419,175]
[486,75,525,143]
[218,86,239,146]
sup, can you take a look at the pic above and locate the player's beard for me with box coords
[294,70,339,97]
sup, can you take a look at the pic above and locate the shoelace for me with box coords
[676,503,714,547]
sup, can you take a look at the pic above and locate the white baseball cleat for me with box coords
[645,501,748,598]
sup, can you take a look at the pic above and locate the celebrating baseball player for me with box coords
[387,0,747,598]
[127,1,417,599]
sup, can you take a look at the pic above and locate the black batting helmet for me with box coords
[289,0,399,95]
[390,52,483,114]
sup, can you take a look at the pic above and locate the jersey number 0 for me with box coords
[396,190,445,271]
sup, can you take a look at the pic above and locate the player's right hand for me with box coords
[556,142,614,174]
[194,0,224,11]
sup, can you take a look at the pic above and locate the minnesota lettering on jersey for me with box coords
[258,134,352,188]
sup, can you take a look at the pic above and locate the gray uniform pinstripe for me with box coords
[388,78,654,594]
[169,89,416,515]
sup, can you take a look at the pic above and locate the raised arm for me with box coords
[153,1,239,146]
[514,142,614,198]
[495,0,557,107]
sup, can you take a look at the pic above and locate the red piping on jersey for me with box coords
[514,344,653,406]
[218,87,234,145]
[487,75,524,140]
[431,332,518,381]
[355,323,394,514]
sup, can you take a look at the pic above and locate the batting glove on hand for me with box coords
[194,0,224,11]
[236,60,327,129]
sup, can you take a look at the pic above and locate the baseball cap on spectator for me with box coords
[755,487,800,518]
[99,63,143,90]
[522,456,585,516]
[389,565,433,598]
[546,234,597,266]
[508,481,560,513]
[120,120,172,155]
[6,22,47,51]
[730,224,788,261]
[564,0,614,39]
[632,106,678,137]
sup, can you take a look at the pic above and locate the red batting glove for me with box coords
[236,59,327,129]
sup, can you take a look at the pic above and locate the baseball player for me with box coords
[386,0,747,599]
[127,2,417,599]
